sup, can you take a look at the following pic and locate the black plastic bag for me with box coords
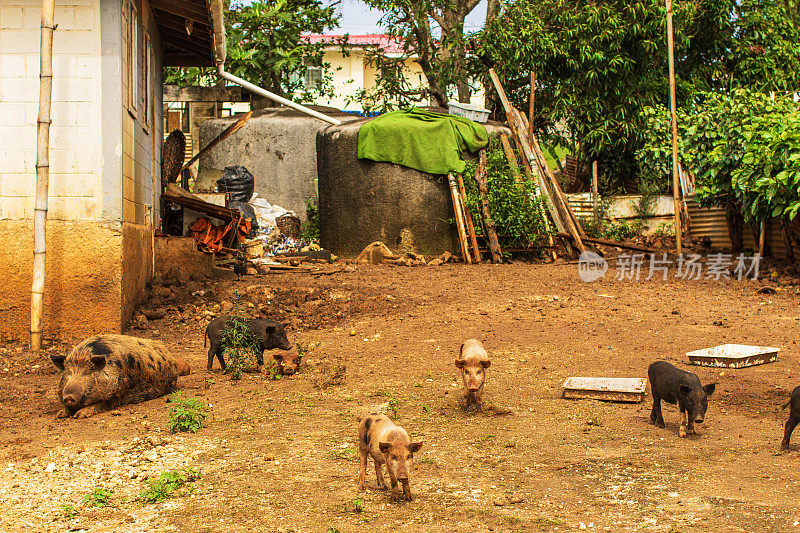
[229,201,259,238]
[217,165,255,203]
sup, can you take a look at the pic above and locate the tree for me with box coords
[477,0,800,192]
[164,0,343,102]
[478,0,698,191]
[357,0,484,109]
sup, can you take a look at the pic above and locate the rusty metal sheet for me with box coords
[562,377,647,403]
[687,344,779,368]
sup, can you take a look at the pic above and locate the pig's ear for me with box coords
[378,442,392,454]
[264,325,276,334]
[271,352,283,361]
[91,354,107,369]
[678,384,692,397]
[703,383,716,396]
[50,355,66,371]
[454,359,465,369]
[480,360,491,369]
[409,441,423,452]
[459,342,466,356]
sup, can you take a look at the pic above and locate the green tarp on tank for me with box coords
[356,107,489,175]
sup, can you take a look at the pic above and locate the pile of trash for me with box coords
[216,165,306,257]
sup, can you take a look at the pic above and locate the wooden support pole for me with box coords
[500,131,557,260]
[448,174,472,264]
[666,0,683,254]
[457,174,482,262]
[31,0,55,351]
[488,69,582,254]
[758,220,766,257]
[473,151,503,263]
[592,161,599,215]
[528,72,535,146]
[500,134,522,181]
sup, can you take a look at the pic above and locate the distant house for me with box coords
[0,0,223,341]
[302,34,486,112]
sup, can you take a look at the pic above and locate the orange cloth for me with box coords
[190,217,251,253]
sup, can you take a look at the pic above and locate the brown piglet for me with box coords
[358,413,423,502]
[455,339,491,409]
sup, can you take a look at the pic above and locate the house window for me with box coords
[304,66,322,88]
[142,30,151,132]
[126,0,139,119]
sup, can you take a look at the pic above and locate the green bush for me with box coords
[168,391,208,433]
[138,468,202,503]
[301,199,319,243]
[221,300,263,381]
[461,138,551,250]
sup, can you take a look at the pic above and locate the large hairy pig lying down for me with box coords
[50,335,190,419]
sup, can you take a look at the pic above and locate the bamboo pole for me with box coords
[31,0,55,351]
[448,174,472,263]
[592,161,599,215]
[500,134,521,181]
[499,132,558,260]
[666,0,682,254]
[758,220,766,257]
[488,69,578,249]
[528,72,535,146]
[473,151,503,263]
[456,174,482,262]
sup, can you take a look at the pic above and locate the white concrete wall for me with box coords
[0,0,104,220]
[312,47,485,111]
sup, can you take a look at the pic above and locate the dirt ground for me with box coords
[3,259,800,532]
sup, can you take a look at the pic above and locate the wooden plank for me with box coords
[473,151,503,263]
[448,174,472,263]
[557,233,657,253]
[162,183,240,222]
[457,174,482,262]
[563,389,644,403]
[163,84,243,102]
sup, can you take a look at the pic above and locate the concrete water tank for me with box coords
[197,106,358,221]
[317,118,510,257]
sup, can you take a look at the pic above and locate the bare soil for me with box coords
[3,261,800,532]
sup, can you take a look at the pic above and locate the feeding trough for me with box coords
[562,377,647,403]
[687,344,779,368]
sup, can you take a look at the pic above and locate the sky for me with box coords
[335,0,488,34]
[235,0,489,35]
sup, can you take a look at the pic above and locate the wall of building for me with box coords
[314,48,485,111]
[0,0,162,341]
[120,0,162,325]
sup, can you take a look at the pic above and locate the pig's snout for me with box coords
[694,417,704,424]
[62,385,83,407]
[282,365,297,375]
[467,382,479,391]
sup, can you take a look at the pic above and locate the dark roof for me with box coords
[150,0,218,67]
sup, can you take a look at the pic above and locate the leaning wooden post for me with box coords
[473,151,503,263]
[456,174,482,262]
[528,72,535,146]
[448,174,472,263]
[758,220,766,258]
[31,0,56,351]
[666,0,682,254]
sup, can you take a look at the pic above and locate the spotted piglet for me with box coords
[358,413,423,502]
[455,339,491,409]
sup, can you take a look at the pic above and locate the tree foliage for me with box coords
[164,0,342,101]
[639,90,800,223]
[354,0,484,111]
[477,0,800,191]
